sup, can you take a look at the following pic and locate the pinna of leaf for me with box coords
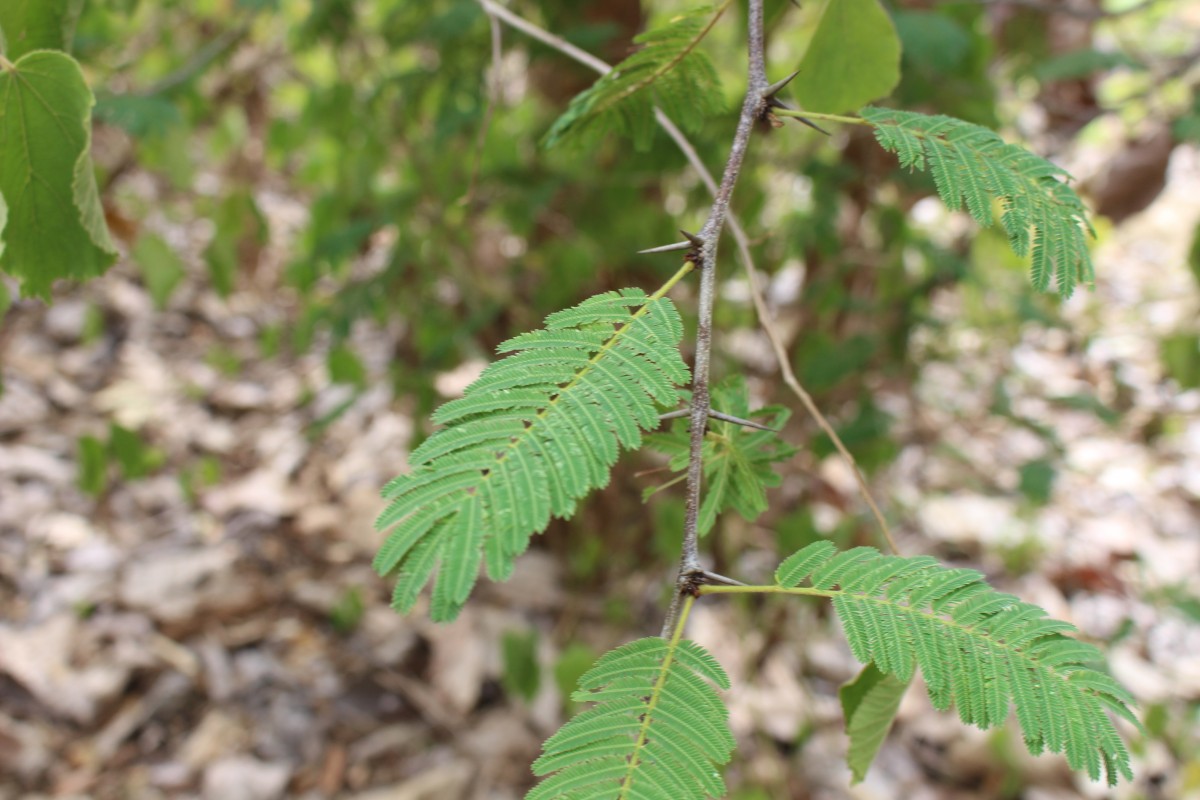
[529,543,1139,797]
[374,271,694,622]
[543,4,728,151]
[861,107,1095,297]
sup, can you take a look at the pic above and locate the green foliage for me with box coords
[376,287,690,621]
[327,343,367,390]
[502,629,542,702]
[891,8,997,126]
[861,107,1095,297]
[77,434,107,496]
[811,395,898,473]
[1160,333,1200,389]
[204,190,266,297]
[76,424,163,495]
[528,636,733,800]
[554,643,599,713]
[0,52,117,298]
[1176,94,1200,145]
[94,92,183,139]
[839,663,908,783]
[329,587,365,633]
[791,0,901,115]
[892,11,970,75]
[0,1,72,59]
[1017,458,1056,506]
[645,376,795,535]
[544,4,726,151]
[1033,49,1144,83]
[108,423,162,480]
[133,233,186,310]
[776,541,1138,784]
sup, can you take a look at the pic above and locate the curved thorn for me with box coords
[680,229,705,248]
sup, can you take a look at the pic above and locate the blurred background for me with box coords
[1,0,1199,798]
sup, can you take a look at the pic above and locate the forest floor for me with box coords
[1,136,1199,799]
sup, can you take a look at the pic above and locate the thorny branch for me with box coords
[474,0,899,640]
[661,0,768,637]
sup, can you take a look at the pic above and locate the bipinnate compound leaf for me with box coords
[645,376,795,535]
[0,1,72,60]
[839,662,908,783]
[528,637,733,799]
[792,0,901,114]
[376,289,689,621]
[0,52,117,298]
[777,542,1138,785]
[544,4,727,151]
[861,107,1094,297]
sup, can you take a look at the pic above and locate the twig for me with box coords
[478,0,611,76]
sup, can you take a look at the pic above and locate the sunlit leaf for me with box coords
[0,0,72,59]
[792,0,901,114]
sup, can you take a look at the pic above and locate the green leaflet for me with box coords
[376,288,690,621]
[861,107,1094,297]
[0,0,72,59]
[645,376,795,536]
[791,0,901,115]
[839,662,909,783]
[528,637,733,800]
[544,4,727,151]
[777,542,1138,785]
[0,52,117,298]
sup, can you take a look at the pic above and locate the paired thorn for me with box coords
[762,69,800,99]
[683,569,747,595]
[638,240,690,255]
[694,570,747,587]
[760,70,830,136]
[658,406,779,432]
[708,409,777,432]
[638,229,705,256]
[782,112,830,136]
